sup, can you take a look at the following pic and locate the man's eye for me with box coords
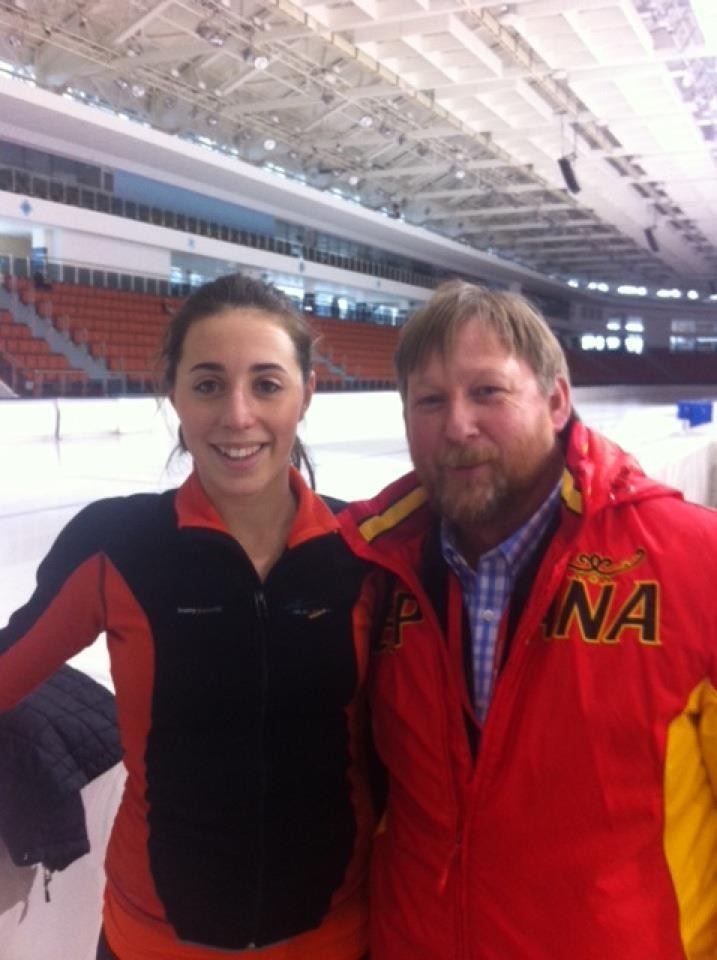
[472,386,502,399]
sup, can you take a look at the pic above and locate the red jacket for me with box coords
[339,422,717,960]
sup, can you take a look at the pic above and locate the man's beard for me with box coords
[430,467,506,528]
[419,446,495,527]
[423,445,535,529]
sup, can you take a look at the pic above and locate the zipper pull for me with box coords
[254,590,267,618]
[43,866,53,903]
[438,830,462,892]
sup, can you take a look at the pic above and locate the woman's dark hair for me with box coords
[160,272,316,486]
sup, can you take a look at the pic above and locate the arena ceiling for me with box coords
[0,0,716,290]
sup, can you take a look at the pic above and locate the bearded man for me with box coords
[340,280,717,960]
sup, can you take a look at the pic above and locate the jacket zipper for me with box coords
[249,586,269,949]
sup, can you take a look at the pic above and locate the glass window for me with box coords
[625,335,643,354]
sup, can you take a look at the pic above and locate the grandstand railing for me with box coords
[1,252,185,299]
[0,164,440,290]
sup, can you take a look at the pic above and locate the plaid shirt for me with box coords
[441,484,560,722]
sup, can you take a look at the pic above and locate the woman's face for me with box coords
[170,308,313,514]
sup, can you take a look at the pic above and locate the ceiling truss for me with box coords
[0,0,715,288]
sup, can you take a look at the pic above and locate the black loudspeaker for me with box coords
[558,156,580,194]
[644,227,659,252]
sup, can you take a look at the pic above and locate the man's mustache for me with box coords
[438,447,496,469]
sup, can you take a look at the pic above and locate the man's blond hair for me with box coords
[395,280,570,399]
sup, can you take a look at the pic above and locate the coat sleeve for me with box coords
[0,502,109,711]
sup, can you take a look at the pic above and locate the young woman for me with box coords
[0,274,377,960]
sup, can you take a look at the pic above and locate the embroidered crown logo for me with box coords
[567,548,645,583]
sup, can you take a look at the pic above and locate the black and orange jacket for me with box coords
[340,422,717,960]
[0,469,377,960]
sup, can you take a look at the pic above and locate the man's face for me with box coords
[404,317,571,551]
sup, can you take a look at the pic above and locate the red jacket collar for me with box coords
[175,468,339,547]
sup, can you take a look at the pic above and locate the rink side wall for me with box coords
[0,391,410,444]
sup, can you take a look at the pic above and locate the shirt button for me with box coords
[480,609,496,622]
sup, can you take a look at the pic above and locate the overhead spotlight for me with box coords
[348,174,360,186]
[558,156,580,194]
[359,114,373,128]
[263,138,276,151]
[115,77,129,90]
[206,114,219,126]
[243,48,269,70]
[131,82,146,98]
[454,169,466,180]
[644,227,659,252]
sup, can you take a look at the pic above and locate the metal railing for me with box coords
[0,164,442,291]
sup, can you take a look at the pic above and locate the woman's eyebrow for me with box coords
[187,361,288,373]
[188,361,224,373]
[251,362,287,373]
